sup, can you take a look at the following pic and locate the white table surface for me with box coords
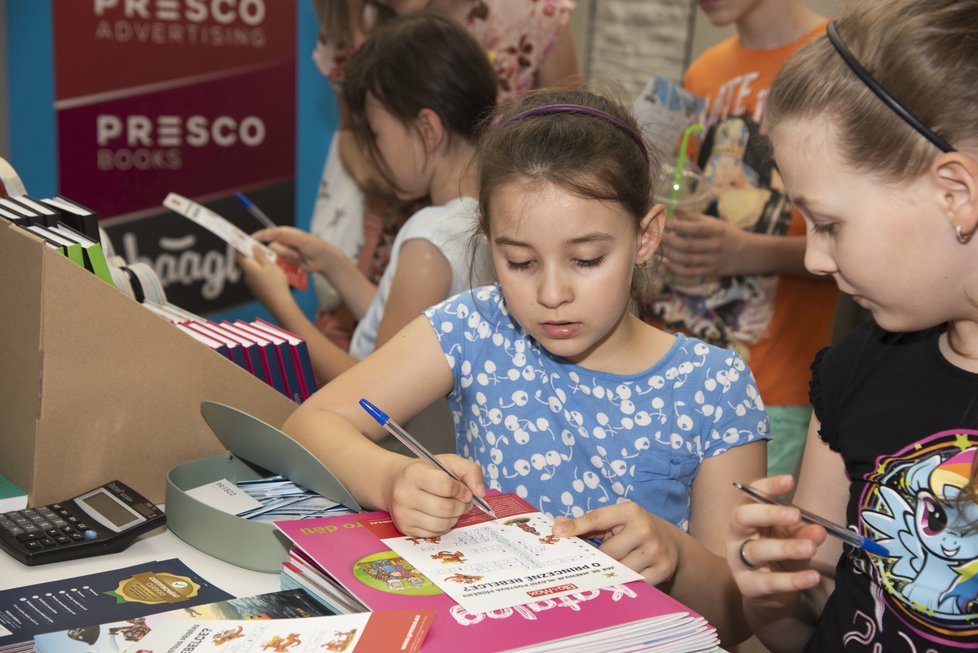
[0,523,281,596]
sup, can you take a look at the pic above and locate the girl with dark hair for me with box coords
[283,86,768,645]
[239,12,496,383]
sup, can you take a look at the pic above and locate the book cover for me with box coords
[232,321,301,404]
[198,322,262,376]
[117,609,434,653]
[0,558,232,649]
[0,472,27,513]
[181,321,251,372]
[251,319,317,398]
[175,323,232,361]
[219,321,287,395]
[275,506,718,652]
[33,589,333,653]
[41,196,100,242]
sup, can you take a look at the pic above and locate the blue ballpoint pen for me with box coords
[359,398,498,519]
[733,482,890,557]
[234,192,277,229]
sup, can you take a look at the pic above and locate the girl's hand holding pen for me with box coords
[251,226,341,274]
[552,502,681,587]
[727,475,828,599]
[387,453,488,538]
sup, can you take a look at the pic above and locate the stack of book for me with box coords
[274,493,721,652]
[0,194,111,286]
[144,301,317,403]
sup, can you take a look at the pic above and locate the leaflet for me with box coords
[359,493,644,613]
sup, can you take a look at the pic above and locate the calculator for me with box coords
[0,480,165,566]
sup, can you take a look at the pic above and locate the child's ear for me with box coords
[637,203,666,263]
[932,151,978,241]
[416,108,445,153]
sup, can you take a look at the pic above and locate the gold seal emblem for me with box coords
[106,572,201,605]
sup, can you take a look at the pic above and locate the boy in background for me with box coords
[649,0,838,478]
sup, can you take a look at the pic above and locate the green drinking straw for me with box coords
[667,122,706,220]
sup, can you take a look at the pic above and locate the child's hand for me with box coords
[387,454,487,537]
[251,226,346,275]
[552,502,681,586]
[726,475,827,601]
[238,245,291,308]
[662,211,751,277]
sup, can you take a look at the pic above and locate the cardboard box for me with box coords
[0,221,298,505]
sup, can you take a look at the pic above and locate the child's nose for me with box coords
[537,265,572,308]
[804,240,837,277]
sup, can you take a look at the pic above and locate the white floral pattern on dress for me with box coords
[425,285,769,529]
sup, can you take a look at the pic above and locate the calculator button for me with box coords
[16,532,42,542]
[39,537,56,547]
[67,516,78,523]
[36,521,54,530]
[24,540,42,551]
[6,526,24,536]
[54,534,70,544]
[76,523,89,531]
[83,530,98,540]
[57,510,70,518]
[62,525,76,533]
[50,503,63,510]
[22,525,40,534]
[69,532,84,541]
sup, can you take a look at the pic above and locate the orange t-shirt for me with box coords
[651,22,837,407]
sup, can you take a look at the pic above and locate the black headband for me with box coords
[826,21,954,153]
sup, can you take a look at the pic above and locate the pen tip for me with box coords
[863,539,890,557]
[358,398,388,425]
[234,191,250,206]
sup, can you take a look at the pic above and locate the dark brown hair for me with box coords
[312,0,395,53]
[476,87,660,306]
[767,0,978,181]
[341,12,497,193]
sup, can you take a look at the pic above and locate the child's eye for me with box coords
[506,259,533,271]
[810,222,836,235]
[575,256,605,269]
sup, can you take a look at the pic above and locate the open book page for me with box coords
[360,493,643,613]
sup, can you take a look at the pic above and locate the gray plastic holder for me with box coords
[165,401,361,573]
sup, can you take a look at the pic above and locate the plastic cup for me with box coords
[656,164,713,215]
[654,165,718,297]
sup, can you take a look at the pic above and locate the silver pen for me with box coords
[360,398,497,518]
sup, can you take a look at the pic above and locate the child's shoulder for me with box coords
[674,332,751,369]
[426,284,506,320]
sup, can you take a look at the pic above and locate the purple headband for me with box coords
[498,103,650,163]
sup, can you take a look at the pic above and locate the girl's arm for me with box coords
[374,238,452,347]
[535,22,580,89]
[553,440,765,647]
[678,439,767,645]
[727,416,846,653]
[250,226,378,320]
[283,315,486,533]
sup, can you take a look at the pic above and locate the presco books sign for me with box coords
[51,0,297,312]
